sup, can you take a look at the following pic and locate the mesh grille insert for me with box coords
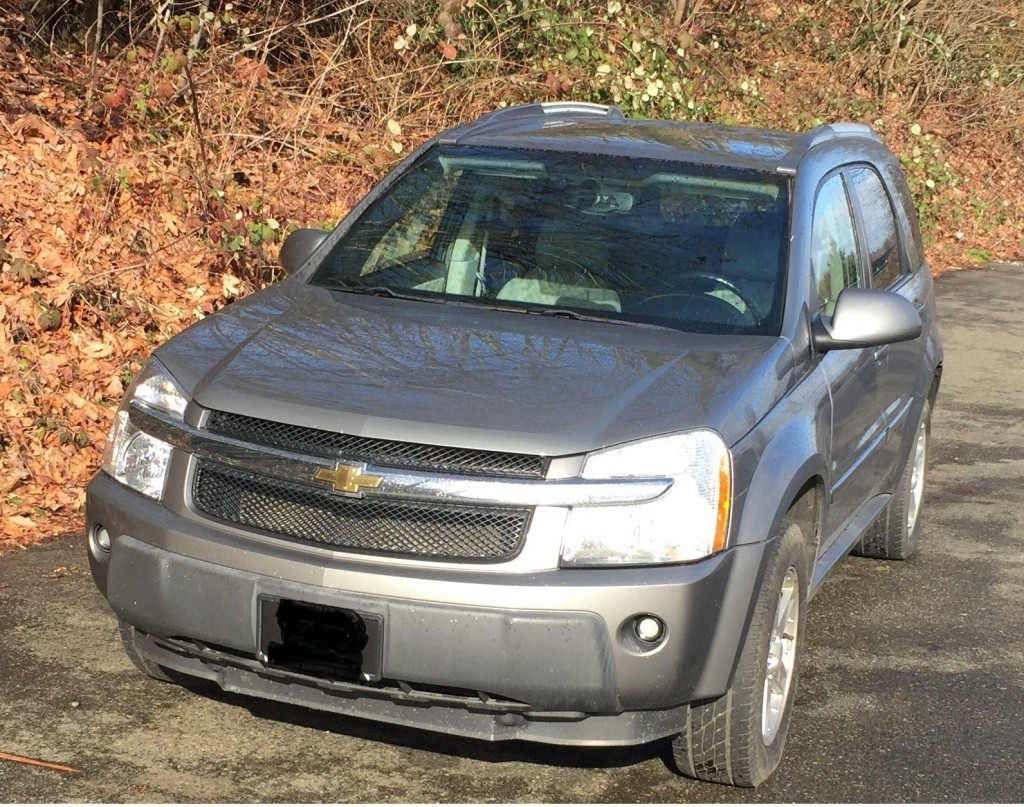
[192,461,529,562]
[205,410,547,479]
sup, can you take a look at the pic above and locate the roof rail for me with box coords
[804,121,881,148]
[441,102,626,144]
[537,101,626,119]
[481,101,625,124]
[776,121,882,174]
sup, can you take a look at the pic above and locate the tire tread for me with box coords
[672,521,808,787]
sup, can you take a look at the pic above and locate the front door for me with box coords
[810,172,889,546]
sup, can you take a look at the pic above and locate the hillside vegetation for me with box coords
[1,0,1022,548]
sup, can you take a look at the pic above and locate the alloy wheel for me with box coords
[906,420,928,535]
[762,566,799,744]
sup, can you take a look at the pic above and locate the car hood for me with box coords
[155,280,797,457]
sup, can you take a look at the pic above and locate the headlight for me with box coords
[560,430,732,566]
[100,359,187,500]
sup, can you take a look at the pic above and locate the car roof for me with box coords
[439,102,882,174]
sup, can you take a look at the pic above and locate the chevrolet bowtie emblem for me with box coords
[314,462,384,496]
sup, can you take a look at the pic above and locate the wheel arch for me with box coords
[696,417,827,699]
[782,477,824,563]
[710,463,823,683]
[928,362,943,407]
[730,409,829,553]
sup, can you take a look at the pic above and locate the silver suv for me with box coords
[87,103,942,787]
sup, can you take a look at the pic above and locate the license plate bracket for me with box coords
[258,597,383,683]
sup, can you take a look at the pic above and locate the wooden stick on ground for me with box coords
[0,751,81,775]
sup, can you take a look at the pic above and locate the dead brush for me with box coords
[853,0,1024,119]
[84,0,533,291]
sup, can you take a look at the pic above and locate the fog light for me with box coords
[634,615,664,643]
[92,524,111,552]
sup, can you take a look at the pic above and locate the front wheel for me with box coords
[671,521,809,787]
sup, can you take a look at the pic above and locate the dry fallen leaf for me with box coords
[43,566,82,579]
[10,114,59,145]
[221,273,241,298]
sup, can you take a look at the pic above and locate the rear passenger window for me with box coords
[847,167,904,289]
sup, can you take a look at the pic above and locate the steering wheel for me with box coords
[638,273,760,326]
[635,291,751,327]
[679,273,760,317]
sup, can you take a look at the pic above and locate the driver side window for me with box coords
[811,174,862,315]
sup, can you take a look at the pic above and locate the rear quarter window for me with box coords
[885,164,926,271]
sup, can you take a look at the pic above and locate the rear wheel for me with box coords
[118,618,174,683]
[672,521,808,787]
[854,400,931,560]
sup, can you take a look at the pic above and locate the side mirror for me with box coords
[279,228,329,275]
[812,287,922,352]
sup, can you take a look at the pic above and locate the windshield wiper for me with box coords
[340,284,398,297]
[531,306,679,332]
[533,307,594,320]
[325,285,678,331]
[326,283,438,303]
[444,300,613,321]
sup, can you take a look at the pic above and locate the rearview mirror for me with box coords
[279,228,329,275]
[812,287,922,352]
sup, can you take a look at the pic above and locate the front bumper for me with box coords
[86,472,769,746]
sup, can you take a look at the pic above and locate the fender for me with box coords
[693,365,830,695]
[730,364,831,552]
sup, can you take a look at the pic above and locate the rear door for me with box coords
[845,164,928,481]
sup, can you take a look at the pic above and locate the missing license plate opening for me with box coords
[260,599,382,682]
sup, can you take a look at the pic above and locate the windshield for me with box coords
[311,145,789,335]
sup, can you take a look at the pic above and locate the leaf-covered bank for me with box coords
[1,0,1022,547]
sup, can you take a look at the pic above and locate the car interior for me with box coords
[320,151,789,334]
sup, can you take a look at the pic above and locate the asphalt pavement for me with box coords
[1,264,1023,803]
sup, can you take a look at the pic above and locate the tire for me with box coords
[671,521,809,787]
[854,400,931,560]
[118,618,174,683]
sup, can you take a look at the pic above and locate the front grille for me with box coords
[192,461,529,562]
[205,410,547,479]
